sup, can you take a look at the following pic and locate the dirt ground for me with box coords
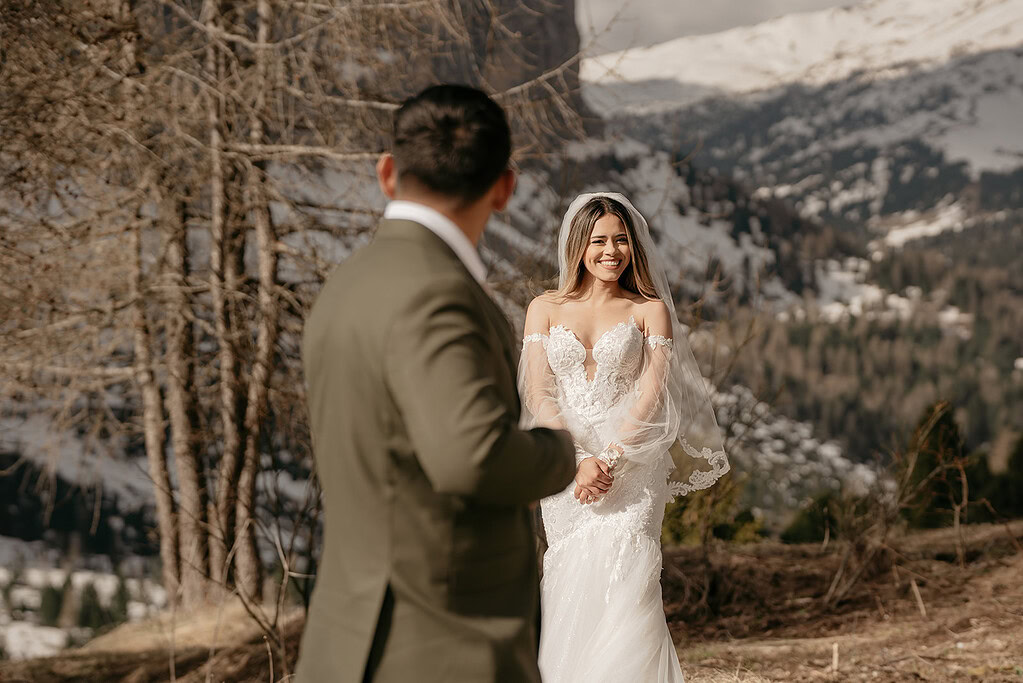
[681,561,1023,682]
[675,522,1023,682]
[2,522,1021,682]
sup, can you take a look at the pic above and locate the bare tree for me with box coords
[1,0,587,614]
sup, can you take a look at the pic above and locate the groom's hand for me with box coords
[574,456,613,504]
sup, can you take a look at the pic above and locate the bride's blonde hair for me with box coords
[554,196,660,300]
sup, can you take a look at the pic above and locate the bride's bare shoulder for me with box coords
[525,291,561,334]
[632,297,672,336]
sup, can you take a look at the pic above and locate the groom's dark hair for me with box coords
[392,84,512,204]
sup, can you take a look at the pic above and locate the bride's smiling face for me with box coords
[582,214,631,284]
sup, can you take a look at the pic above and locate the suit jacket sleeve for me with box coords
[384,275,576,505]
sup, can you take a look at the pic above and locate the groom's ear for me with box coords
[376,153,398,199]
[490,168,516,212]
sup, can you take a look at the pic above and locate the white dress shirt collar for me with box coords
[383,200,487,284]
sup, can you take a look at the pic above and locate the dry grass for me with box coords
[687,668,772,682]
[674,522,1023,682]
[0,598,306,683]
[82,596,298,655]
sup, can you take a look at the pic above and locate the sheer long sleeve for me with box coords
[519,334,563,429]
[602,332,730,498]
[518,334,603,457]
[600,336,679,469]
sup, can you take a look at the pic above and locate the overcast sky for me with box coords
[577,0,863,54]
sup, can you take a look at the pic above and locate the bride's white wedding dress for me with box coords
[523,316,685,683]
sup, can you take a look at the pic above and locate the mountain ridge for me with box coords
[583,0,1023,114]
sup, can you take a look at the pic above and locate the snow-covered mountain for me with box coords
[584,0,1023,251]
[584,0,1023,115]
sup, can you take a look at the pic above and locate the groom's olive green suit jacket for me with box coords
[295,218,576,682]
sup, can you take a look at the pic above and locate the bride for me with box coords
[519,192,730,682]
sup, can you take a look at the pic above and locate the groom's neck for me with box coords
[393,190,489,247]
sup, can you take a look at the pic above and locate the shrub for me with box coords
[77,583,106,631]
[978,434,1023,519]
[109,575,130,624]
[781,492,838,544]
[661,471,759,546]
[901,400,967,529]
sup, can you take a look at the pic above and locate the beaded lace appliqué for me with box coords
[545,316,643,416]
[522,332,548,346]
[645,335,672,350]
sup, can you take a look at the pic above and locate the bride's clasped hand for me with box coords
[573,444,621,504]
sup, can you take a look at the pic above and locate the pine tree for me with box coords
[39,584,64,627]
[110,576,130,624]
[902,401,967,528]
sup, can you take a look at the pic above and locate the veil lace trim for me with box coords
[667,439,731,497]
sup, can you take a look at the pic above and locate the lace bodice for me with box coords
[523,316,672,426]
[523,317,676,609]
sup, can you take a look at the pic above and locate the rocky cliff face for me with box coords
[436,0,596,137]
[454,0,582,91]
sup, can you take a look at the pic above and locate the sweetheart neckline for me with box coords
[547,316,642,384]
[548,315,639,351]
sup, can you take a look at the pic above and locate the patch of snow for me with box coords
[938,306,974,339]
[755,174,824,201]
[22,568,66,590]
[716,384,878,518]
[69,571,120,604]
[799,257,955,324]
[258,467,316,506]
[878,202,968,248]
[0,621,68,660]
[938,89,1023,172]
[127,600,150,621]
[814,258,888,322]
[564,136,650,162]
[7,586,42,611]
[139,581,167,608]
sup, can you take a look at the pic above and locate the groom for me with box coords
[296,85,577,682]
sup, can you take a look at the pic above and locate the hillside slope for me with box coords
[3,523,1020,682]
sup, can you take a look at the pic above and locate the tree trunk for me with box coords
[234,0,275,602]
[205,1,247,589]
[130,222,180,599]
[117,0,180,603]
[164,202,210,607]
